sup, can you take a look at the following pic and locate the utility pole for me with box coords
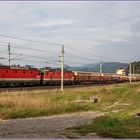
[133,64,135,77]
[61,45,64,91]
[8,43,11,67]
[129,61,132,83]
[100,63,102,74]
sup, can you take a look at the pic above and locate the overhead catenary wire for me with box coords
[0,42,103,65]
[0,34,62,46]
[0,42,60,63]
[0,42,121,66]
[65,52,100,62]
[65,45,113,59]
[0,50,9,54]
[0,41,60,55]
[0,52,98,65]
[0,48,60,65]
[2,57,47,64]
[12,52,60,62]
[64,61,95,66]
[0,35,129,62]
[0,42,100,64]
[0,45,128,67]
[0,34,130,65]
[0,49,60,67]
[10,54,60,64]
[65,45,130,62]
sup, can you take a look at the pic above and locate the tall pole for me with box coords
[100,63,102,74]
[8,43,11,67]
[61,45,64,91]
[133,64,135,77]
[129,62,132,83]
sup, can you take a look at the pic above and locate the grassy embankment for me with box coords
[0,83,140,138]
[71,83,140,138]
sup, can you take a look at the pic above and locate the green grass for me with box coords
[72,116,140,138]
[0,83,140,138]
[68,83,140,138]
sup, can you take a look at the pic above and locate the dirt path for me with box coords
[0,111,104,138]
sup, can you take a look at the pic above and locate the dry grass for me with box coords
[0,83,140,120]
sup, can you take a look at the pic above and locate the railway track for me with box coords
[0,83,110,93]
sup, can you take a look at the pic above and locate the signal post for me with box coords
[129,61,132,83]
[61,45,64,91]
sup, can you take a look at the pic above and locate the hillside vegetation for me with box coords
[127,61,140,74]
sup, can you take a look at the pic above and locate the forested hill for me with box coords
[70,62,128,73]
[127,61,140,74]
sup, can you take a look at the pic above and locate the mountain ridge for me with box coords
[69,62,128,73]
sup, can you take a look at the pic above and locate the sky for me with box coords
[0,1,140,68]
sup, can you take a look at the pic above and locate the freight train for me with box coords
[0,65,140,87]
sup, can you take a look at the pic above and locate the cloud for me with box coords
[26,18,75,28]
[0,1,140,67]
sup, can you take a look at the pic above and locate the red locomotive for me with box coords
[41,67,74,85]
[0,65,40,87]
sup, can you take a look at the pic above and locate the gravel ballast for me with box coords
[0,111,104,138]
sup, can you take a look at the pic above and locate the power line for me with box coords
[0,34,62,46]
[0,44,107,64]
[0,57,5,60]
[0,40,98,61]
[0,42,100,64]
[16,59,46,64]
[12,52,59,62]
[3,57,46,64]
[2,57,60,65]
[0,52,59,63]
[0,42,60,63]
[12,45,60,54]
[0,35,130,63]
[65,52,99,62]
[0,50,9,54]
[0,46,59,65]
[0,45,127,68]
[0,42,102,64]
[65,61,93,66]
[65,45,112,59]
[0,41,60,55]
[65,45,129,62]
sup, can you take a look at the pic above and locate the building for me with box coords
[116,68,127,75]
